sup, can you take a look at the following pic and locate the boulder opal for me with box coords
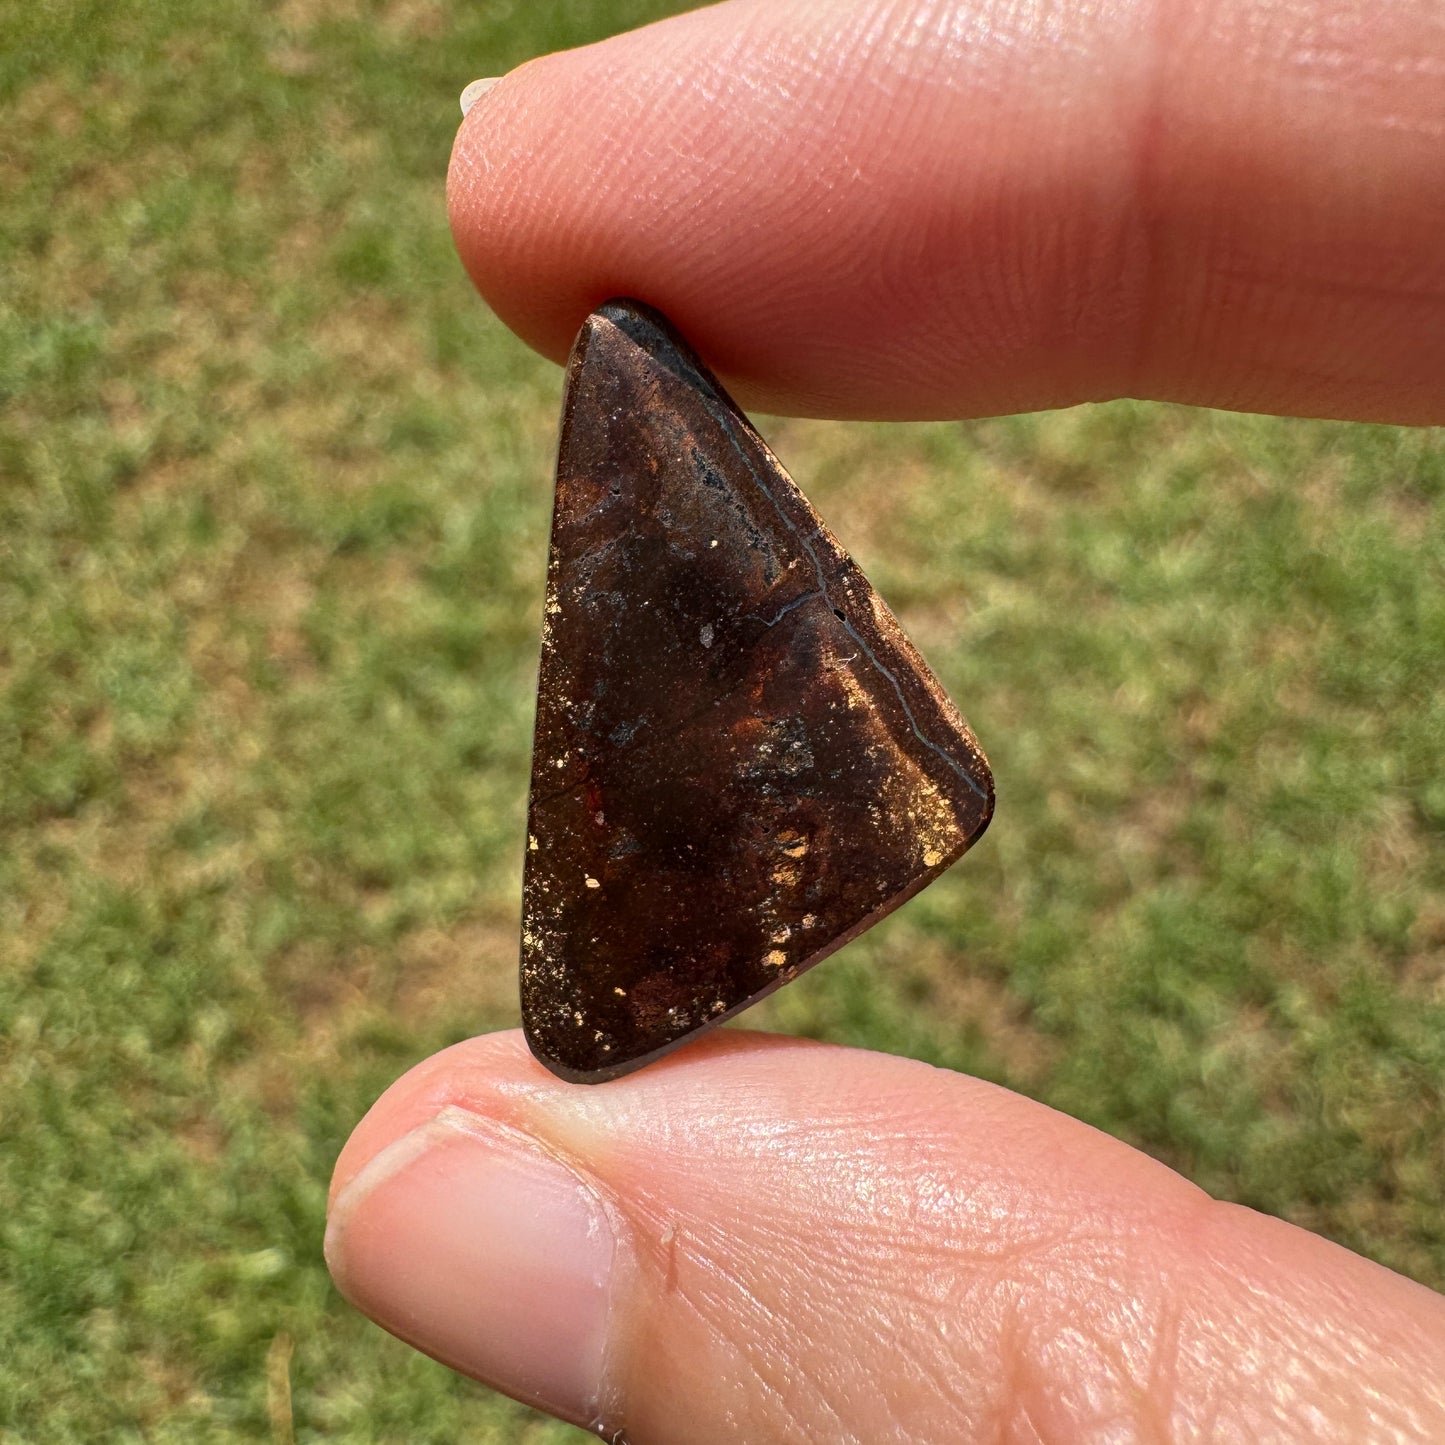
[521,300,993,1083]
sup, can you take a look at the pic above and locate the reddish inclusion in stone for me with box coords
[521,300,993,1084]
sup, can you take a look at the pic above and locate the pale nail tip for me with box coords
[459,77,500,116]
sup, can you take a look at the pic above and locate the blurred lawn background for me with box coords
[3,0,1443,1439]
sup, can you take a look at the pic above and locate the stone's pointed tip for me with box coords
[582,298,697,363]
[591,296,668,333]
[523,303,992,1083]
[570,299,729,424]
[592,296,653,323]
[563,299,715,425]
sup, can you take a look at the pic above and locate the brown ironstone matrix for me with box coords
[521,300,993,1083]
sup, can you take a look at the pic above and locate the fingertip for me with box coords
[326,1026,828,1207]
[328,1029,534,1207]
[326,1100,624,1429]
[446,53,621,370]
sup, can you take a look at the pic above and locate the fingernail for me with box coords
[459,77,501,116]
[325,1106,619,1428]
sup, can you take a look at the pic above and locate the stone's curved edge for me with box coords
[523,835,975,1086]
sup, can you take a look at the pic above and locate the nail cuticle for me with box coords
[325,1103,632,1433]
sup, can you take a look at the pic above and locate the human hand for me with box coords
[326,1,1445,1439]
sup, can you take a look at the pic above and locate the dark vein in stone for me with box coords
[688,383,990,803]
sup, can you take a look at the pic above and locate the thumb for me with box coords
[325,1029,1445,1442]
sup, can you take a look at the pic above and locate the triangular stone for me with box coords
[521,300,993,1083]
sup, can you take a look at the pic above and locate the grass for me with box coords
[2,0,1442,1439]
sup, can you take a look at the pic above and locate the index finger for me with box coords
[448,0,1445,423]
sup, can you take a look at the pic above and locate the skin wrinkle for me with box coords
[1082,1271,1183,1442]
[699,1142,1095,1264]
[618,1143,999,1437]
[993,1284,1054,1445]
[668,1148,1005,1264]
[877,1301,984,1431]
[1185,1219,1440,1440]
[683,1259,849,1444]
[604,1162,834,1442]
[1137,1284,1186,1442]
[848,0,1132,397]
[997,1241,1161,1434]
[627,1111,1197,1440]
[1159,0,1443,412]
[930,0,1130,387]
[689,1155,1374,1437]
[855,1313,976,1442]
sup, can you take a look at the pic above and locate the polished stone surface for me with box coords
[521,300,993,1083]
